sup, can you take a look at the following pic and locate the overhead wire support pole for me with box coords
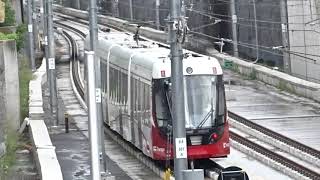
[230,0,239,57]
[47,0,58,126]
[129,0,133,21]
[252,0,259,63]
[168,0,188,179]
[32,0,39,52]
[280,0,291,74]
[86,51,101,180]
[89,0,108,175]
[156,0,160,30]
[43,0,50,85]
[39,0,45,35]
[27,0,35,71]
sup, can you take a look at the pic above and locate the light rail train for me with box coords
[85,32,230,160]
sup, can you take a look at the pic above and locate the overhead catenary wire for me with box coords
[97,0,320,67]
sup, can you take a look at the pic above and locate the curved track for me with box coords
[55,21,86,100]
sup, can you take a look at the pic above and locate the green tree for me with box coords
[0,0,16,27]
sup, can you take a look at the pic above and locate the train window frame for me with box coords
[152,78,172,128]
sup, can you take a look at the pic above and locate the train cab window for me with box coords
[153,78,172,128]
[184,75,217,129]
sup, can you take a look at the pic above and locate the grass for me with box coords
[0,132,18,176]
[19,57,33,121]
[0,56,33,177]
[278,80,295,94]
[248,69,257,80]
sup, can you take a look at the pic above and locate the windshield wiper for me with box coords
[196,108,214,129]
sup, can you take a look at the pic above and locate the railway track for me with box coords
[54,21,86,99]
[228,111,320,179]
[230,132,320,179]
[228,111,320,159]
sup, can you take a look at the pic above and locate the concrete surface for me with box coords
[0,40,20,131]
[28,58,63,180]
[225,69,320,151]
[0,40,20,158]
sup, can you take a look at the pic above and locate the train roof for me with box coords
[85,32,223,79]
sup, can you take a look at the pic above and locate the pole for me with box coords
[129,0,133,21]
[230,0,239,57]
[252,0,259,62]
[75,0,81,9]
[301,0,308,80]
[280,0,291,74]
[89,0,107,174]
[156,0,160,30]
[27,0,36,71]
[39,0,44,35]
[47,0,58,126]
[43,0,50,85]
[32,0,39,51]
[86,51,101,180]
[12,0,23,24]
[168,0,188,179]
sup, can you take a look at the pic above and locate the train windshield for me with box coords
[184,75,217,129]
[154,75,224,130]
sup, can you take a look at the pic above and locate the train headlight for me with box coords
[186,67,193,74]
[210,133,218,144]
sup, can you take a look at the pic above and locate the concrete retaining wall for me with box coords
[28,58,63,180]
[54,5,320,103]
[215,54,320,103]
[0,40,20,157]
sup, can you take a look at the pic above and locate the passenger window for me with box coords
[140,81,144,111]
[122,72,128,104]
[145,84,150,110]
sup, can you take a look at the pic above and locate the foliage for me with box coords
[278,80,295,94]
[15,24,27,51]
[0,0,16,27]
[0,132,18,176]
[19,57,32,120]
[249,69,257,80]
[0,24,27,52]
[0,32,16,40]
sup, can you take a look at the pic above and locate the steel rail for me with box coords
[55,22,86,100]
[230,132,320,179]
[228,111,320,158]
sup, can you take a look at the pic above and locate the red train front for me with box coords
[150,59,230,160]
